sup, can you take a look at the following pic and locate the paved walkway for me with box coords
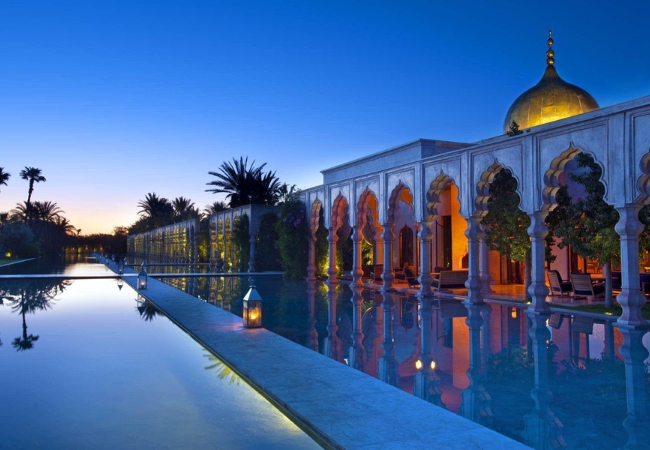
[107,260,527,449]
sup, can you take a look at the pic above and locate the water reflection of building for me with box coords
[200,275,649,449]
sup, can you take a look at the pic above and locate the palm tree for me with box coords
[172,197,198,222]
[19,167,46,209]
[0,167,10,193]
[206,157,281,207]
[137,193,174,229]
[202,201,228,218]
[33,201,64,223]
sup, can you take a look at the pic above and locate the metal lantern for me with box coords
[117,278,124,291]
[242,285,262,328]
[138,263,148,290]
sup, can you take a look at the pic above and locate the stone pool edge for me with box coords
[109,262,528,450]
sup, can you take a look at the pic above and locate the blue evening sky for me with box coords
[1,0,649,233]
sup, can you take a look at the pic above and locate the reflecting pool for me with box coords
[160,274,650,449]
[0,263,319,449]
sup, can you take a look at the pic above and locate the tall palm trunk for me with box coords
[26,180,35,221]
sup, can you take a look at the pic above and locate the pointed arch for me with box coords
[542,146,609,211]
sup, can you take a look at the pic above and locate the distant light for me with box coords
[511,307,518,319]
[415,360,422,370]
[430,360,436,370]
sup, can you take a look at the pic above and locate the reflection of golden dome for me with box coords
[503,31,599,134]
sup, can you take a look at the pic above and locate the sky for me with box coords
[1,0,649,234]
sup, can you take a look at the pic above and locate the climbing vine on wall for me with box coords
[232,214,250,271]
[256,212,282,271]
[276,198,310,279]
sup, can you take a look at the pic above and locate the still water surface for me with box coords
[157,272,650,450]
[0,259,319,450]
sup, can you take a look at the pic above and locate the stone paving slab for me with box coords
[107,260,528,450]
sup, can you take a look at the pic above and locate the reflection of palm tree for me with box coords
[12,313,39,351]
[203,352,241,385]
[1,279,68,351]
[136,300,159,321]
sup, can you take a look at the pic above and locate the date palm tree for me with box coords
[172,197,198,222]
[33,201,64,223]
[19,167,46,209]
[0,167,10,193]
[206,157,281,207]
[137,192,174,229]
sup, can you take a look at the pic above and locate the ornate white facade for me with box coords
[301,95,650,328]
[127,218,200,264]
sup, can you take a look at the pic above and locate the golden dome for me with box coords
[503,31,599,134]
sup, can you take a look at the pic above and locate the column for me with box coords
[323,287,343,362]
[527,211,550,313]
[209,228,216,270]
[352,225,364,287]
[223,232,230,272]
[230,225,237,272]
[413,294,444,407]
[327,227,339,285]
[615,205,647,327]
[377,291,399,387]
[618,326,649,448]
[248,234,256,272]
[465,216,483,305]
[307,234,317,281]
[380,223,394,292]
[479,231,494,294]
[306,280,319,351]
[418,221,434,298]
[348,287,365,370]
[522,311,564,449]
[461,303,492,426]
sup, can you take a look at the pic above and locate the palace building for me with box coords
[300,32,650,328]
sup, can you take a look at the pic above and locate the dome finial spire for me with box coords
[546,29,555,66]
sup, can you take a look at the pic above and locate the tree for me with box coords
[507,121,523,136]
[553,153,619,307]
[172,196,198,222]
[137,192,174,229]
[206,157,281,207]
[19,167,46,217]
[481,170,532,297]
[276,197,310,279]
[0,167,10,193]
[203,201,228,219]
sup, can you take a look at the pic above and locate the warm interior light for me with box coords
[511,307,517,319]
[249,308,259,321]
[415,360,422,370]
